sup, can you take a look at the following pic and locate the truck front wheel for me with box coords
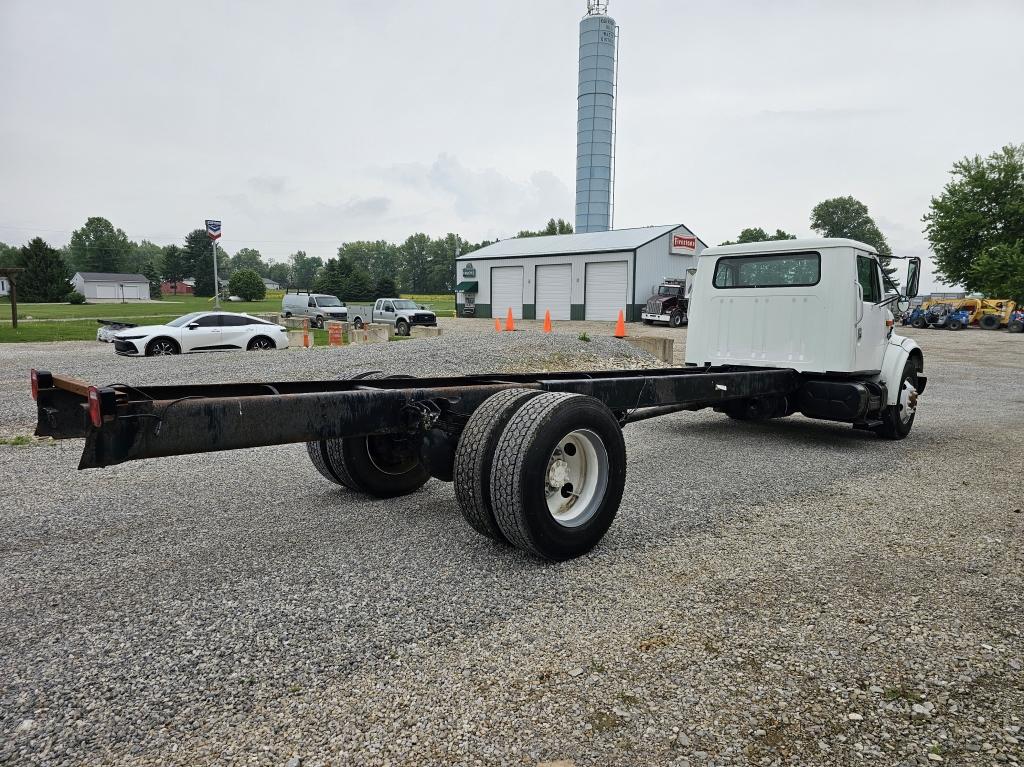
[874,358,920,440]
[489,392,626,561]
[396,319,410,336]
[670,311,685,328]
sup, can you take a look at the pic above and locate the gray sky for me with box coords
[2,0,1022,291]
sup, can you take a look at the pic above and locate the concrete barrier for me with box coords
[287,330,310,349]
[624,336,674,364]
[254,312,281,324]
[283,317,307,330]
[410,326,443,339]
[349,323,389,345]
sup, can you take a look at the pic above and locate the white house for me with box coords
[262,277,281,290]
[71,272,150,301]
[0,276,9,297]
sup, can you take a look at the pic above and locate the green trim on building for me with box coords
[570,304,585,321]
[627,303,644,322]
[456,301,463,317]
[475,303,491,319]
[523,304,535,320]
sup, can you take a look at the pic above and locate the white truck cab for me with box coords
[686,238,924,438]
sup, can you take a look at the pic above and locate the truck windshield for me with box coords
[713,252,820,289]
[316,296,343,307]
[658,286,682,296]
[392,299,418,309]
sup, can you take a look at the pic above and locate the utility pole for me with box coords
[205,220,222,309]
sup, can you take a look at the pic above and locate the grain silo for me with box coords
[575,0,618,234]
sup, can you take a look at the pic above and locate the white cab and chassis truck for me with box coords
[32,239,923,561]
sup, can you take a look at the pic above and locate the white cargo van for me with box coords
[281,293,347,328]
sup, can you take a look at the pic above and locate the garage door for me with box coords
[491,266,524,320]
[122,285,142,300]
[95,285,116,299]
[535,264,572,320]
[584,261,627,320]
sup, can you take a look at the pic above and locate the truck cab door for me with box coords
[379,301,395,324]
[854,255,888,372]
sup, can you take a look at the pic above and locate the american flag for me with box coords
[205,220,222,241]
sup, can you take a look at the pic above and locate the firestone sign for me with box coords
[671,233,697,255]
[462,263,476,278]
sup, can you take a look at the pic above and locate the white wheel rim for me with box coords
[544,429,609,527]
[899,380,918,424]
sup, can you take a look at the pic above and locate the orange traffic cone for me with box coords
[614,310,626,338]
[543,309,552,334]
[505,307,515,332]
[494,317,501,332]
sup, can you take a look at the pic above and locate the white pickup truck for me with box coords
[347,298,438,336]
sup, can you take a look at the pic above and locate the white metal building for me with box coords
[71,272,150,301]
[454,224,706,321]
[0,276,9,297]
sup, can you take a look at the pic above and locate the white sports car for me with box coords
[113,311,290,356]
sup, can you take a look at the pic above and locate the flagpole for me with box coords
[212,238,220,309]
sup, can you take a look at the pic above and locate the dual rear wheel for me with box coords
[307,379,626,560]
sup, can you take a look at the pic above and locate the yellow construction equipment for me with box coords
[919,297,1016,329]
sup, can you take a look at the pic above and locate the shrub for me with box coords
[578,331,590,342]
[68,291,86,305]
[228,269,266,301]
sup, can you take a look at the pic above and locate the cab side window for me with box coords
[857,256,881,303]
[383,302,394,312]
[308,297,316,307]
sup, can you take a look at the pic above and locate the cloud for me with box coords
[374,153,573,236]
[247,175,287,195]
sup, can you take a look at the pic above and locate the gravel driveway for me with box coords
[1,327,1021,766]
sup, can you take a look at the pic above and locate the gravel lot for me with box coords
[1,327,1022,766]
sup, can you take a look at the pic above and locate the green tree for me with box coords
[17,237,72,302]
[186,229,227,296]
[228,269,266,301]
[810,196,894,278]
[719,227,796,245]
[161,245,187,293]
[338,240,401,289]
[267,262,291,288]
[517,218,573,238]
[230,247,267,277]
[374,275,398,298]
[142,260,162,299]
[289,251,323,291]
[125,240,164,276]
[924,144,1024,292]
[68,217,133,273]
[345,267,375,301]
[313,258,346,297]
[399,233,432,292]
[967,242,1024,303]
[0,242,19,268]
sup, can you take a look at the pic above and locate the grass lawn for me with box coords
[2,293,285,321]
[404,293,456,317]
[0,291,457,342]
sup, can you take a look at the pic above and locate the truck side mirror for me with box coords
[906,257,921,299]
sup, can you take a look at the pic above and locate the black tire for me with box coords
[308,372,429,498]
[947,318,964,331]
[314,315,325,329]
[669,311,684,328]
[642,319,653,326]
[979,314,1001,330]
[284,311,292,318]
[490,392,626,561]
[1008,320,1023,334]
[453,388,543,543]
[874,357,921,440]
[145,337,179,356]
[396,320,410,336]
[352,317,364,330]
[247,335,274,350]
[912,317,927,329]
